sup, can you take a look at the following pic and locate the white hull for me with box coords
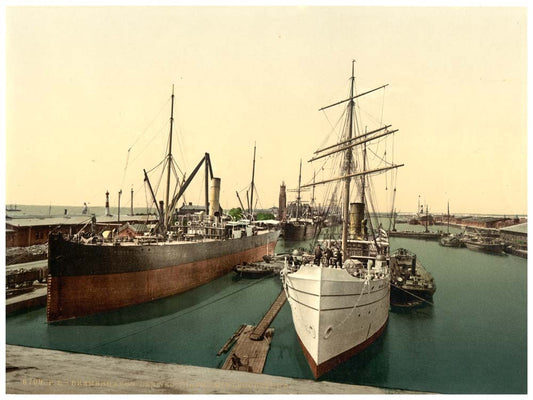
[283,264,390,377]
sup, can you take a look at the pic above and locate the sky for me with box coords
[3,4,528,216]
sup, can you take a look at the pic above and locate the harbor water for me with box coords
[5,223,527,394]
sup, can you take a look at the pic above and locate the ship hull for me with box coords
[390,285,435,305]
[296,317,388,378]
[283,265,390,378]
[283,222,318,241]
[47,230,279,321]
[464,241,505,255]
[439,237,465,247]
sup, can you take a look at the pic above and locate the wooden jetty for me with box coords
[217,324,246,356]
[220,325,274,373]
[220,290,287,374]
[250,290,287,340]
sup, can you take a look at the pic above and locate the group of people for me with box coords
[314,243,342,267]
[285,242,344,268]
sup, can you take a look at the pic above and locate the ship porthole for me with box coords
[324,326,334,339]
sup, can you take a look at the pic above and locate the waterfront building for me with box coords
[499,223,527,250]
[5,215,157,248]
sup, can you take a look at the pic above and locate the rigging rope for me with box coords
[380,85,386,125]
[390,282,434,307]
[128,97,171,154]
[331,276,372,332]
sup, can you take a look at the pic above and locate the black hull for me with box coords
[48,231,279,277]
[465,242,506,255]
[390,285,434,305]
[282,222,318,241]
[47,230,280,321]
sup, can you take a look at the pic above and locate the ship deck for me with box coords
[85,229,275,246]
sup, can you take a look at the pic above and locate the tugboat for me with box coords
[390,248,436,308]
[233,255,286,279]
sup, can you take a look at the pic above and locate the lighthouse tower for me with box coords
[278,181,287,222]
[105,191,111,216]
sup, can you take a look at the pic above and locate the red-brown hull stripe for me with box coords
[47,241,277,322]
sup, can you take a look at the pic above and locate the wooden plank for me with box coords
[221,325,274,374]
[217,324,246,356]
[250,290,286,341]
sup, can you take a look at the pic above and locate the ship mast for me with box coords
[342,60,356,257]
[447,201,450,234]
[311,170,316,208]
[164,85,175,232]
[361,130,367,203]
[296,159,302,221]
[309,62,402,254]
[249,143,257,220]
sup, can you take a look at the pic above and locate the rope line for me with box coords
[390,282,434,307]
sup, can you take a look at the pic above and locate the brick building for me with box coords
[6,214,157,248]
[499,223,527,251]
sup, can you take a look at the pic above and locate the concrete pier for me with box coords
[6,285,47,314]
[6,345,420,394]
[6,259,48,314]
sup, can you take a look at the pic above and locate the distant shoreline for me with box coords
[5,204,527,219]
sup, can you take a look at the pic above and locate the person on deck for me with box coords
[332,246,340,267]
[325,246,333,266]
[314,244,323,266]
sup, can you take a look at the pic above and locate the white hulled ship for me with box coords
[281,61,403,378]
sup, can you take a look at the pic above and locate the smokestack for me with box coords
[278,181,287,221]
[105,191,110,216]
[209,177,221,217]
[350,202,365,239]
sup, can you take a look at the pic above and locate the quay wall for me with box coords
[6,345,421,394]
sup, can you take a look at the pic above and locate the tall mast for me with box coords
[296,159,302,221]
[342,60,356,257]
[447,201,450,234]
[311,170,316,207]
[165,85,175,231]
[361,128,367,203]
[249,143,256,219]
[425,205,429,232]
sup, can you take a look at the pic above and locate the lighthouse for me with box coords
[105,191,111,216]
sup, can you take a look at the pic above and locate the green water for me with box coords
[6,225,527,393]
